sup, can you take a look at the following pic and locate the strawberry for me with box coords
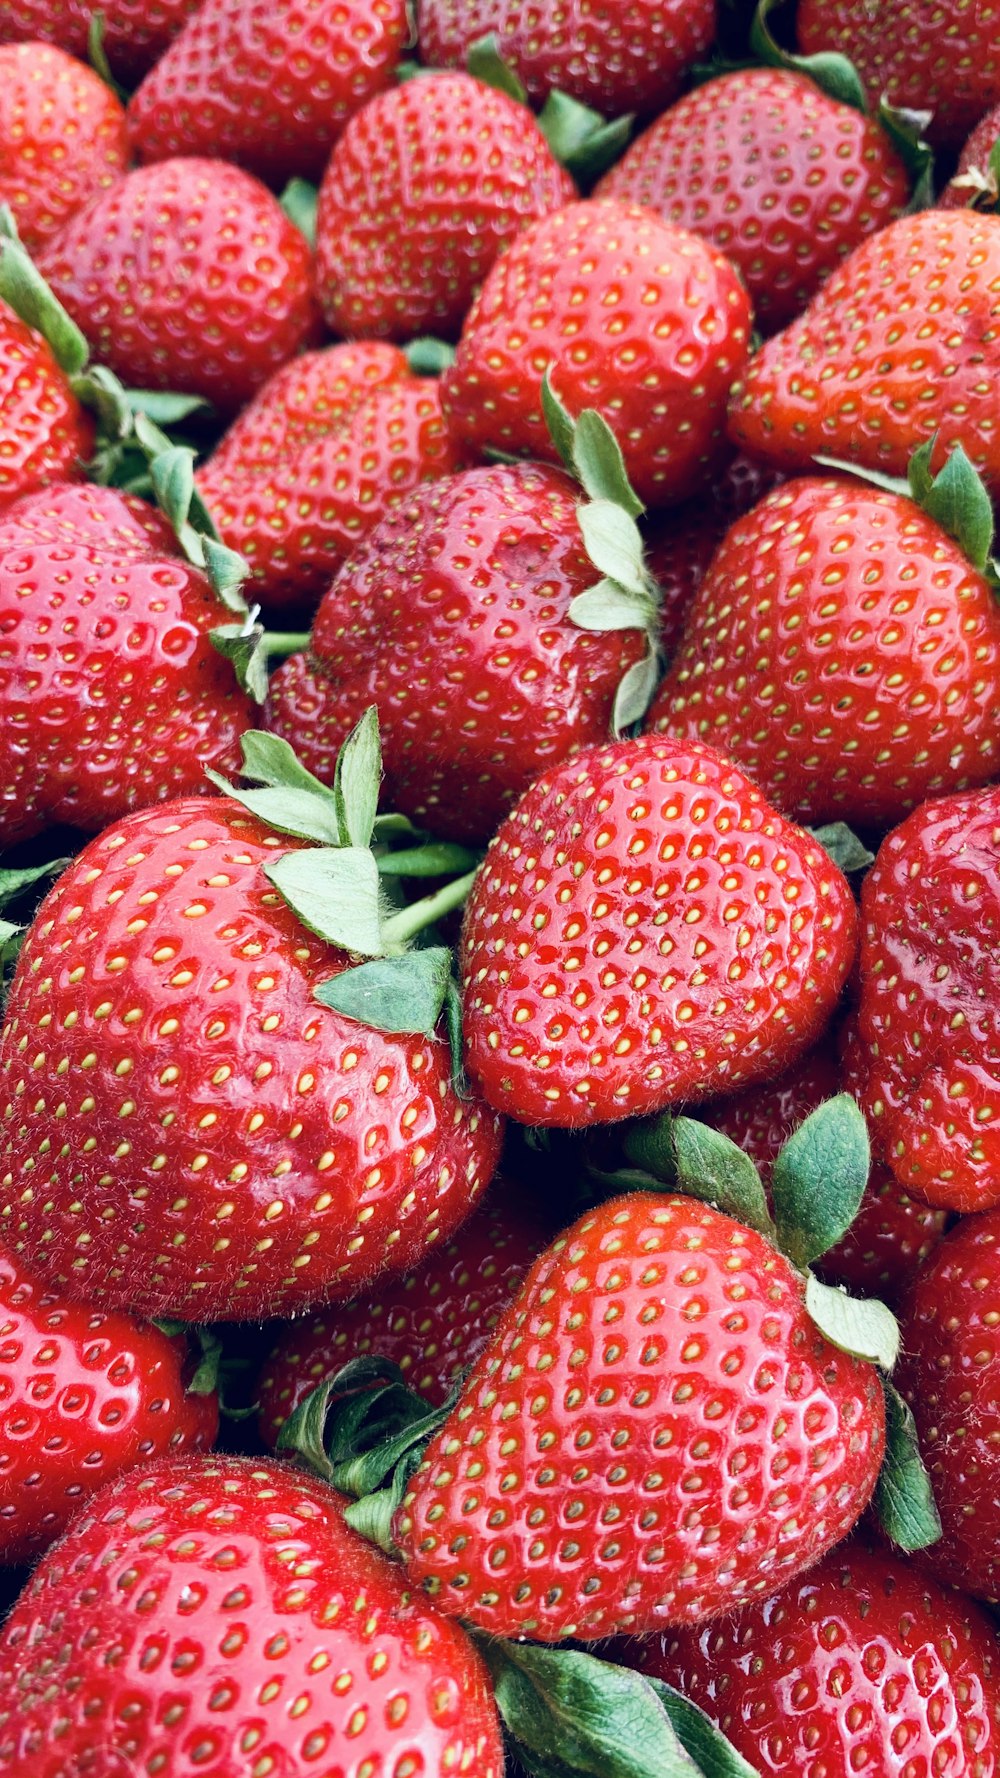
[441,199,752,508]
[459,733,858,1128]
[796,0,1000,151]
[0,482,254,847]
[35,158,320,417]
[0,1247,218,1565]
[650,468,1000,828]
[728,212,1000,496]
[0,302,93,512]
[127,0,411,187]
[0,1454,504,1776]
[626,1541,1000,1774]
[596,67,909,334]
[940,102,1000,208]
[850,781,1000,1214]
[0,42,127,257]
[700,1042,843,1182]
[417,0,718,120]
[641,504,723,664]
[313,71,574,343]
[0,0,201,85]
[257,1180,550,1444]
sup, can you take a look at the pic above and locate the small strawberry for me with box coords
[0,1247,218,1565]
[728,211,1000,495]
[128,0,410,186]
[0,301,93,512]
[0,0,200,85]
[314,71,574,343]
[596,67,909,333]
[35,158,320,416]
[441,199,752,508]
[0,42,127,256]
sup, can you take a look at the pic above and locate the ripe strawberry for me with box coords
[128,0,410,186]
[257,1181,550,1444]
[0,302,93,512]
[650,473,1000,827]
[441,200,752,508]
[35,158,320,417]
[796,0,1000,151]
[596,68,909,333]
[627,1541,1000,1773]
[265,461,650,842]
[459,733,858,1128]
[0,42,127,257]
[940,101,1000,208]
[0,789,504,1320]
[0,0,200,84]
[393,1189,886,1640]
[0,1248,217,1565]
[0,482,254,847]
[417,0,717,120]
[701,1042,843,1181]
[850,782,1000,1214]
[728,212,1000,494]
[314,72,574,343]
[642,504,722,663]
[0,1454,504,1776]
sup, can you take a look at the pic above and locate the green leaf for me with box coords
[205,774,346,845]
[70,364,132,439]
[132,408,174,461]
[442,976,467,1096]
[612,646,661,733]
[404,337,457,376]
[238,731,332,796]
[314,948,453,1036]
[812,454,910,495]
[621,1111,675,1183]
[187,1329,223,1397]
[808,822,875,873]
[0,222,90,376]
[201,537,249,610]
[333,706,382,849]
[909,441,995,572]
[148,443,203,562]
[645,1680,762,1778]
[541,368,576,471]
[877,98,935,209]
[276,1374,341,1483]
[804,1274,900,1370]
[876,1379,942,1552]
[750,0,868,112]
[376,841,480,877]
[537,90,634,184]
[125,389,212,425]
[208,621,271,704]
[0,859,68,912]
[568,580,654,633]
[279,177,319,248]
[577,500,649,594]
[771,1094,870,1268]
[87,10,128,102]
[466,31,528,103]
[672,1117,774,1239]
[264,846,385,956]
[572,409,645,516]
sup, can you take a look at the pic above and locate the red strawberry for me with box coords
[850,782,1000,1214]
[0,42,127,256]
[701,1042,843,1181]
[728,212,1000,495]
[0,786,504,1321]
[0,1454,504,1776]
[417,0,717,120]
[940,101,1000,207]
[441,199,752,508]
[642,503,722,663]
[0,302,93,512]
[393,1189,885,1640]
[128,0,410,186]
[0,482,253,847]
[257,1180,550,1444]
[796,0,1000,151]
[459,734,858,1127]
[0,1248,217,1565]
[627,1541,1000,1774]
[650,473,1000,828]
[314,71,574,343]
[596,68,909,333]
[0,0,200,85]
[35,158,320,416]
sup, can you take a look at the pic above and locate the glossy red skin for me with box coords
[395,1192,885,1641]
[418,0,717,118]
[0,798,504,1321]
[0,0,200,83]
[597,68,909,334]
[443,201,751,510]
[941,102,1000,208]
[626,1542,1000,1776]
[128,0,409,185]
[0,42,127,255]
[201,340,409,480]
[200,377,466,616]
[0,1249,217,1567]
[852,785,1000,1213]
[0,1455,504,1778]
[797,0,1000,152]
[314,72,574,343]
[266,463,648,842]
[0,484,254,848]
[0,305,93,514]
[729,212,1000,496]
[460,734,858,1128]
[257,1181,550,1444]
[895,1213,1000,1601]
[35,158,320,417]
[651,475,1000,827]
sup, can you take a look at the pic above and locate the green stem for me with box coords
[261,632,310,659]
[381,868,479,947]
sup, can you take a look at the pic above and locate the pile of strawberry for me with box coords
[5,0,1000,1773]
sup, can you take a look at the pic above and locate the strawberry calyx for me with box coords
[808,822,876,874]
[949,134,1000,209]
[404,336,457,375]
[465,32,633,184]
[279,176,318,247]
[86,11,130,104]
[815,437,1000,586]
[152,1319,224,1399]
[0,858,71,1006]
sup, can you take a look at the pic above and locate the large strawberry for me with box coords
[127,0,410,186]
[0,42,127,256]
[313,71,574,342]
[729,211,1000,495]
[0,0,200,84]
[35,158,320,416]
[596,67,909,333]
[441,199,752,508]
[0,1248,218,1565]
[0,302,93,511]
